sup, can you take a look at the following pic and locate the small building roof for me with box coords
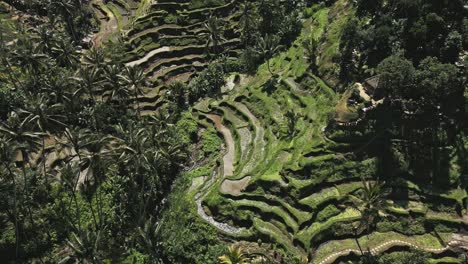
[363,75,380,90]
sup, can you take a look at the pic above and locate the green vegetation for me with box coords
[0,0,467,263]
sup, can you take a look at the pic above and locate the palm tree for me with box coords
[0,25,23,90]
[59,127,91,189]
[43,68,74,105]
[167,81,188,110]
[79,133,114,228]
[11,38,47,78]
[137,216,163,263]
[104,64,129,104]
[0,112,42,242]
[254,34,283,76]
[348,177,387,255]
[204,16,225,55]
[20,94,66,181]
[0,137,21,258]
[60,163,83,232]
[118,66,146,117]
[218,245,250,264]
[239,1,257,45]
[83,48,105,70]
[0,111,42,167]
[32,25,55,54]
[73,66,103,103]
[67,230,103,264]
[51,37,79,68]
[49,0,78,41]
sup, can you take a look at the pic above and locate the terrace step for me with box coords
[145,53,205,76]
[253,218,306,257]
[296,208,361,250]
[137,85,164,103]
[227,102,267,178]
[205,114,235,177]
[312,232,454,264]
[150,61,208,83]
[214,104,253,171]
[128,23,203,45]
[230,198,300,234]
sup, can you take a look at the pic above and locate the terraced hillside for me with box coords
[187,4,468,263]
[91,0,153,46]
[88,0,467,262]
[108,0,243,114]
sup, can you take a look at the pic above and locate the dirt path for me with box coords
[125,46,171,67]
[316,237,460,264]
[232,102,266,177]
[356,83,371,102]
[194,114,245,235]
[206,114,235,177]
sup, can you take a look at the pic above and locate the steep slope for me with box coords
[188,2,468,262]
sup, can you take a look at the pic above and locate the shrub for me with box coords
[185,165,212,179]
[176,112,198,145]
[375,251,429,264]
[376,217,426,235]
[201,127,222,155]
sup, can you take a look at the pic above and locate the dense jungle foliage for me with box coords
[0,0,466,263]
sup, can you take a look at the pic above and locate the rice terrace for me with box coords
[0,0,467,263]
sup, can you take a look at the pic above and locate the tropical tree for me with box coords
[118,65,146,117]
[10,38,47,79]
[0,137,21,258]
[376,55,416,99]
[20,94,66,181]
[83,48,105,70]
[66,230,103,264]
[48,0,78,41]
[254,34,283,76]
[115,124,156,222]
[0,111,42,167]
[51,36,80,68]
[218,245,250,264]
[167,81,188,110]
[348,177,388,254]
[104,64,129,104]
[32,25,55,54]
[73,66,102,103]
[79,134,114,228]
[43,69,73,105]
[238,1,257,45]
[60,127,91,190]
[59,163,83,232]
[204,16,225,55]
[137,216,163,262]
[0,113,43,244]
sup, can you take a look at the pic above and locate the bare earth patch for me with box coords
[220,176,251,196]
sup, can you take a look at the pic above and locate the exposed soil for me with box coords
[220,176,251,196]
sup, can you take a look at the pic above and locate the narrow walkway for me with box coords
[232,102,266,176]
[206,114,235,177]
[316,238,459,264]
[125,46,171,67]
[194,114,244,235]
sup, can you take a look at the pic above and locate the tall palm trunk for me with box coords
[71,152,83,232]
[134,88,141,118]
[354,227,364,255]
[42,136,48,185]
[5,164,20,258]
[267,59,273,76]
